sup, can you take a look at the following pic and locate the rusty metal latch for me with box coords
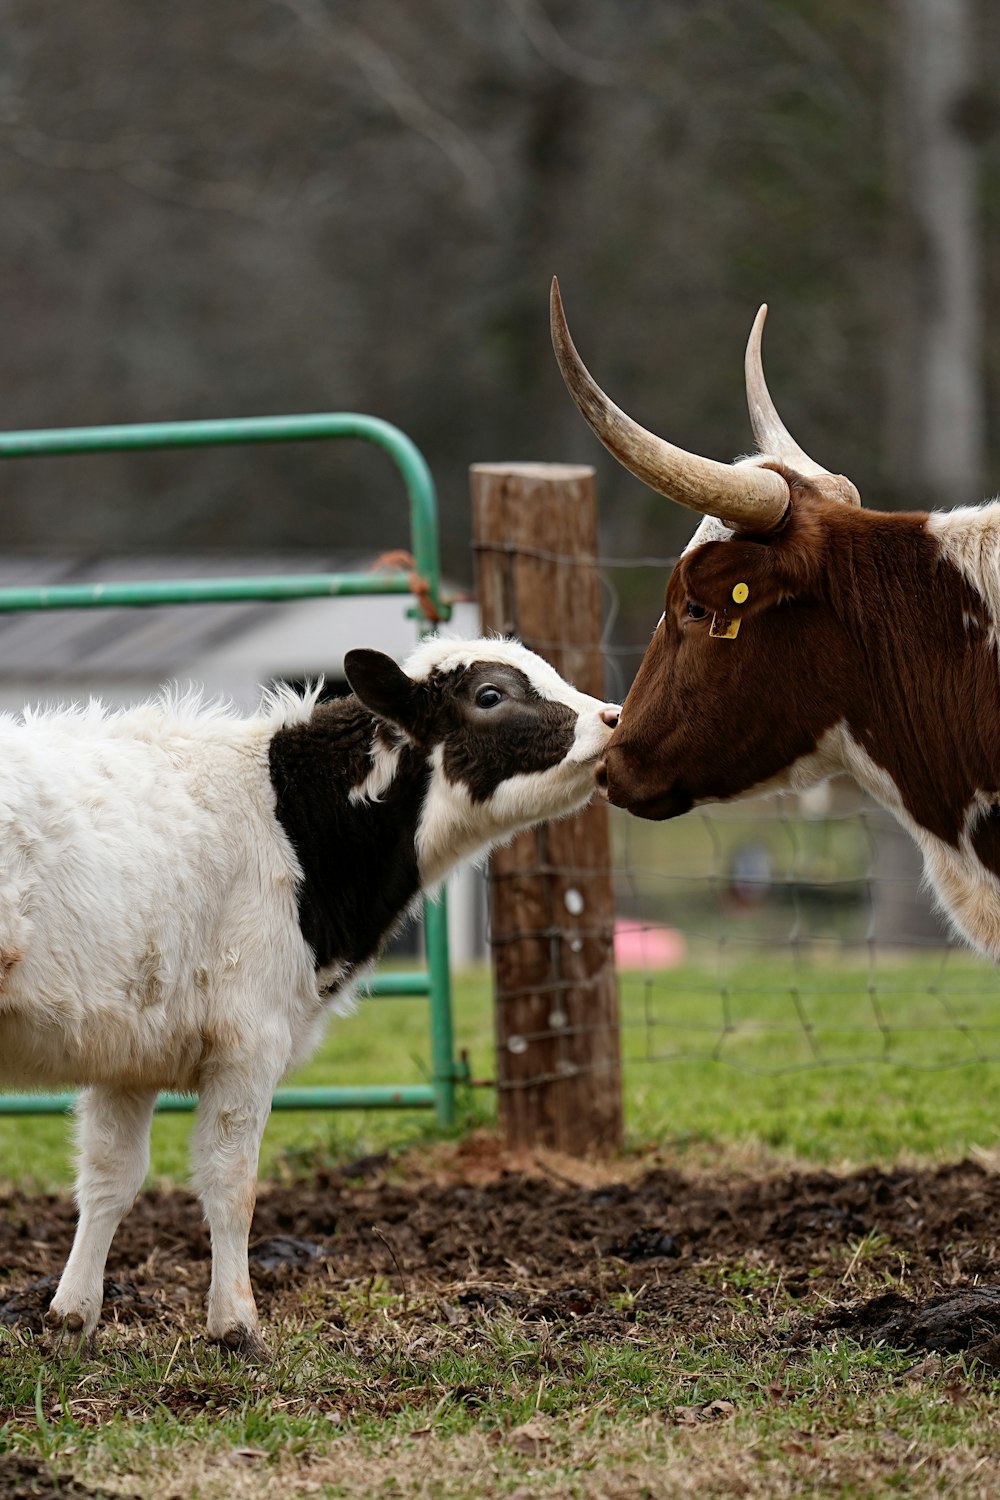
[370,549,445,624]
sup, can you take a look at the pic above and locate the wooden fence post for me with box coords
[470,462,623,1156]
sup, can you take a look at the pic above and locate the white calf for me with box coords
[0,636,617,1354]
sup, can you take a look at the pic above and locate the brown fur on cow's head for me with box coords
[599,482,852,818]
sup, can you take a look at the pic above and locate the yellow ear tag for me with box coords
[732,582,749,604]
[709,610,741,639]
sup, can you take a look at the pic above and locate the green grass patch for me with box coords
[1,1295,999,1498]
[4,950,1000,1192]
[617,947,1000,1162]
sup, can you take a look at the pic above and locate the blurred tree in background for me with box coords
[1,0,997,585]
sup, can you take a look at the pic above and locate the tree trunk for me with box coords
[880,0,983,942]
[885,0,983,509]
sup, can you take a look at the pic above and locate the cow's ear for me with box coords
[345,650,420,734]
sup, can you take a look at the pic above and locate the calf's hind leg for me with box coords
[46,1085,158,1344]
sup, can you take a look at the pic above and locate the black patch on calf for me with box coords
[435,664,578,803]
[268,699,429,972]
[268,660,581,977]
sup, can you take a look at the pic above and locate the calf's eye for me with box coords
[475,685,504,708]
[686,601,708,621]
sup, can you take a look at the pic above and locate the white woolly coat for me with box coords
[0,692,323,1093]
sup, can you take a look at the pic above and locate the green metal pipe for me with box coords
[0,1084,437,1116]
[0,412,446,620]
[270,1085,435,1110]
[0,572,414,612]
[424,890,459,1126]
[364,972,430,997]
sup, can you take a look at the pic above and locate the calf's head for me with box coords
[345,636,619,879]
[551,279,865,820]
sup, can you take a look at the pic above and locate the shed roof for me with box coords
[0,552,381,679]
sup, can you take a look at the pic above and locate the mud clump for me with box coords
[818,1284,1000,1365]
[0,1453,143,1500]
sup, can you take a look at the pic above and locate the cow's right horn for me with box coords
[550,278,790,533]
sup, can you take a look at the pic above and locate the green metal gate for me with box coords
[0,413,466,1125]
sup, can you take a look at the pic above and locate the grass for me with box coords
[4,952,1000,1496]
[2,1288,1000,1498]
[4,951,1000,1191]
[618,947,1000,1163]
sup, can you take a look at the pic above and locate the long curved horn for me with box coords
[550,277,790,533]
[745,305,861,505]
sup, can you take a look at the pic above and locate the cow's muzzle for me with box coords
[595,744,692,820]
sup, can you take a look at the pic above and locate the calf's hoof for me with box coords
[42,1306,96,1358]
[214,1324,272,1364]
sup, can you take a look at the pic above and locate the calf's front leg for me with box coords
[191,1051,283,1361]
[46,1085,158,1345]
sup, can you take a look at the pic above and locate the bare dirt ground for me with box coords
[3,1140,1000,1365]
[3,1139,1000,1497]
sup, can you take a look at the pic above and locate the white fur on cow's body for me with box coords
[915,505,1000,953]
[0,637,616,1351]
[928,503,1000,654]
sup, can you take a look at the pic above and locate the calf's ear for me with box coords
[344,649,420,734]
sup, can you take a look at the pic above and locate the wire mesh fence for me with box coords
[600,552,1000,1078]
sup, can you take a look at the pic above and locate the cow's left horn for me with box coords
[550,279,790,533]
[745,305,861,506]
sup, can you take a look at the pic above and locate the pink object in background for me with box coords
[614,919,687,970]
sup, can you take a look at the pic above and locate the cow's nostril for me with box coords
[600,706,620,729]
[594,759,609,792]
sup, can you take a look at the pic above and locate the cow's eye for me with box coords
[475,685,504,708]
[686,601,709,621]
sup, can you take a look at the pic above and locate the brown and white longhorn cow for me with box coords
[551,278,1000,963]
